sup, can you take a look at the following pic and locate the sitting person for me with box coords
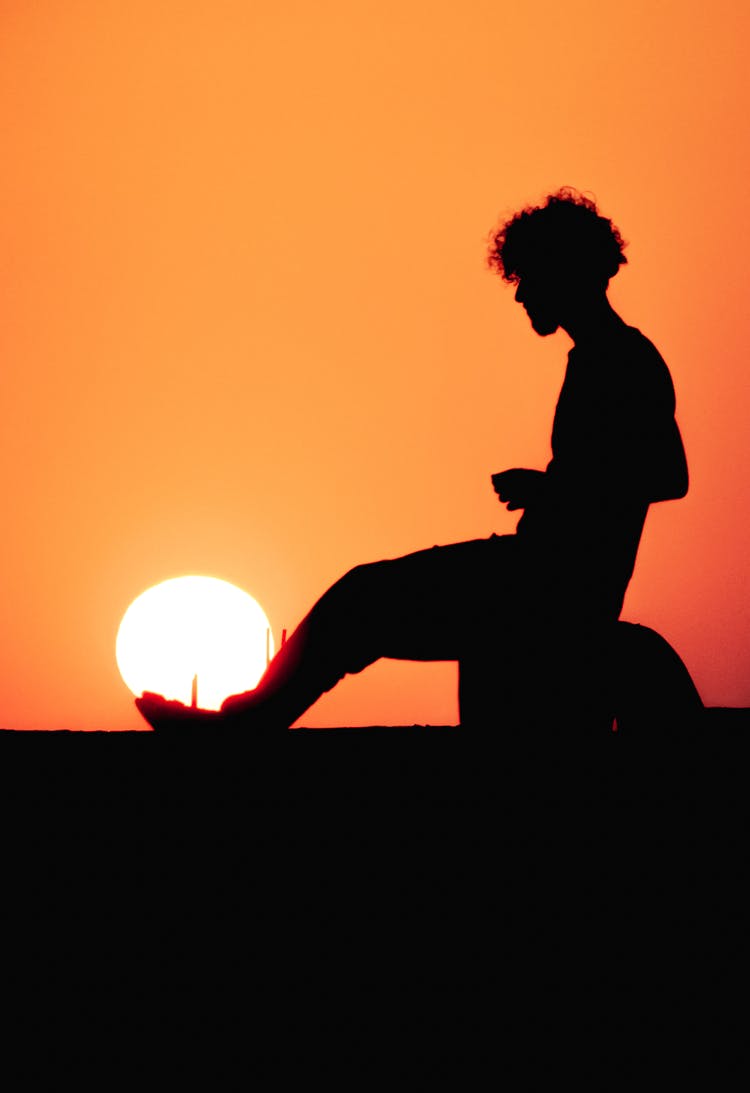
[137,188,689,733]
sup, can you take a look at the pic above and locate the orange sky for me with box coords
[1,0,748,730]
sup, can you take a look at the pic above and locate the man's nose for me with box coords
[515,283,524,303]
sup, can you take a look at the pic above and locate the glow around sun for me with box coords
[116,576,274,710]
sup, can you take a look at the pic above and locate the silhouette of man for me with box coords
[137,189,688,732]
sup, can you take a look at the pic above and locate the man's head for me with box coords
[488,189,627,336]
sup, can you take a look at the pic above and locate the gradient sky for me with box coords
[1,0,748,730]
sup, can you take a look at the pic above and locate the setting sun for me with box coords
[116,577,273,711]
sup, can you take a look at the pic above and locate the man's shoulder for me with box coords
[624,324,660,351]
[574,325,663,367]
[612,326,672,381]
[615,327,676,414]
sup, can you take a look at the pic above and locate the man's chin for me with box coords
[530,317,559,336]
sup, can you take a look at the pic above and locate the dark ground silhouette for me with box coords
[2,710,748,1081]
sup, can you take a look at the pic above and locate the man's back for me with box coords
[517,324,688,620]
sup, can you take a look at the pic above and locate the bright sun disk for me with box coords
[116,576,274,710]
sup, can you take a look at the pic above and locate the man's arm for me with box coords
[549,415,689,504]
[644,418,689,502]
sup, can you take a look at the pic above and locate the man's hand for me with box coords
[491,468,546,511]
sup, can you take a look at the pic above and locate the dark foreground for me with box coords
[1,704,748,798]
[2,709,748,1080]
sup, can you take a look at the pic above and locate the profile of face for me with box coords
[514,270,563,336]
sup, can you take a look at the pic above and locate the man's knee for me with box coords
[336,561,386,597]
[304,563,385,677]
[314,562,384,620]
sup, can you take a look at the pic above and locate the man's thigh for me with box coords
[349,535,521,661]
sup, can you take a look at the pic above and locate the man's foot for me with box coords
[220,691,258,716]
[135,691,286,734]
[135,692,222,734]
[220,690,293,732]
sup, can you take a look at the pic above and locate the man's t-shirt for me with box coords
[516,324,687,622]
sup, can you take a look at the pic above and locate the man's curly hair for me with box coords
[488,188,627,287]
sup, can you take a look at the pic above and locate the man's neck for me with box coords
[562,296,626,349]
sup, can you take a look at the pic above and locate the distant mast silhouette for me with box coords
[267,627,287,667]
